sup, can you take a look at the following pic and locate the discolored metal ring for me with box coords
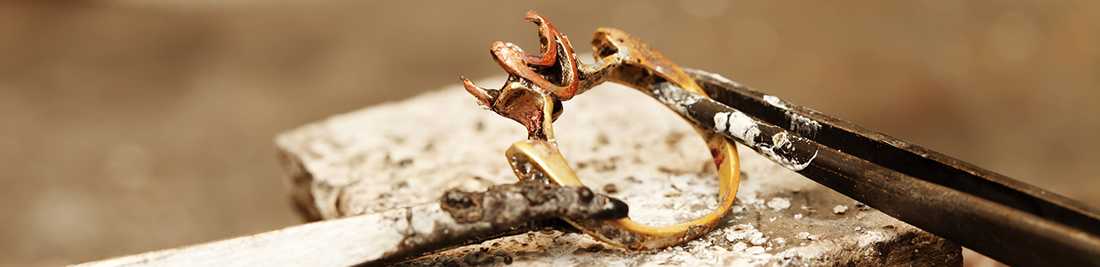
[463,11,740,250]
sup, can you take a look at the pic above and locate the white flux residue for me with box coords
[725,224,769,246]
[787,111,821,138]
[763,94,822,138]
[714,111,761,147]
[655,82,818,171]
[758,132,818,171]
[766,197,791,211]
[653,83,702,115]
[762,95,786,110]
[713,112,816,171]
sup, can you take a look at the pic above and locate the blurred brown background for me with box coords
[0,0,1096,266]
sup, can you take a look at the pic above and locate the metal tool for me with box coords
[462,11,1100,267]
[661,69,1100,266]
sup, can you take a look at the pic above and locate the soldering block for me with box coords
[276,76,962,266]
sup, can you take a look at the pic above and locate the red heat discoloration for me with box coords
[711,148,725,166]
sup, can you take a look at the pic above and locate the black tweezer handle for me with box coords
[663,68,1100,267]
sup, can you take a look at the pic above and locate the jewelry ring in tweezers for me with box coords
[461,11,740,250]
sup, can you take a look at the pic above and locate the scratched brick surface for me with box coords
[276,75,962,266]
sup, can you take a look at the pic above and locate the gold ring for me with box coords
[462,11,740,250]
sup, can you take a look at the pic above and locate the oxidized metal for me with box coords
[439,179,629,225]
[462,11,741,249]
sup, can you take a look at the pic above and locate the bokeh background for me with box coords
[1,0,1096,266]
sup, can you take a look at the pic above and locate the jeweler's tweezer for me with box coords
[651,68,1100,266]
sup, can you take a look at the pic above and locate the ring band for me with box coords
[464,12,740,250]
